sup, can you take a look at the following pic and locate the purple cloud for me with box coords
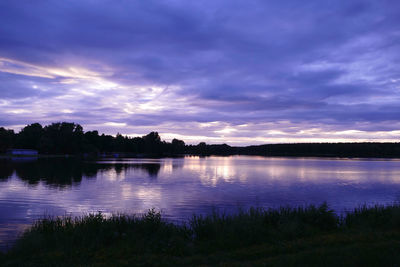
[0,0,400,144]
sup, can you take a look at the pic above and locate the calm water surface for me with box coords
[1,155,400,249]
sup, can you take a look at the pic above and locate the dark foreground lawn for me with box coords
[2,204,400,266]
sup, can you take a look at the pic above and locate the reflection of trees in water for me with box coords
[0,158,161,187]
[98,162,161,178]
[134,163,161,177]
[0,160,14,180]
[172,159,184,170]
[110,163,161,178]
[14,159,94,187]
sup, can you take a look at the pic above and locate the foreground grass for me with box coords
[2,204,400,266]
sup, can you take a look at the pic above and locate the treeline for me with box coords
[0,122,185,155]
[1,122,400,157]
[187,142,400,158]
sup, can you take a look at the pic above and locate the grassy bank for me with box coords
[2,204,400,266]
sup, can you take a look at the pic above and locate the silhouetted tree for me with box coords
[171,138,185,153]
[39,122,84,154]
[143,132,162,153]
[0,127,14,153]
[83,130,100,153]
[15,123,43,150]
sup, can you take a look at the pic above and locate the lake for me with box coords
[1,155,400,249]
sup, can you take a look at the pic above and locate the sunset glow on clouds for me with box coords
[1,1,400,145]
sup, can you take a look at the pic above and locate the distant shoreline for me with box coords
[2,147,400,159]
[3,122,400,159]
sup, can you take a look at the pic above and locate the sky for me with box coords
[1,0,400,145]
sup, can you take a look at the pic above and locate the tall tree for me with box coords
[16,123,43,150]
[0,127,15,153]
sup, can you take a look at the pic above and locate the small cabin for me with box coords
[7,149,38,156]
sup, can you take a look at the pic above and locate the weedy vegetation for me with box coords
[2,203,400,266]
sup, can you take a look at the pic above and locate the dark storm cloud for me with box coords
[1,0,400,143]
